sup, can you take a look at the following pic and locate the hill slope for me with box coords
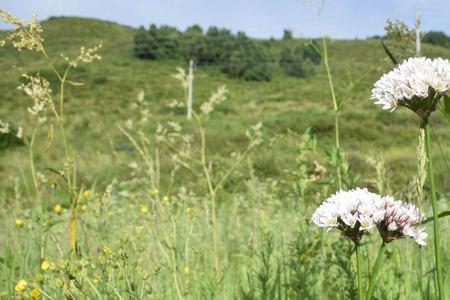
[1,17,450,191]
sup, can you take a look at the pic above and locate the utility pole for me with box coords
[415,9,421,57]
[187,59,194,120]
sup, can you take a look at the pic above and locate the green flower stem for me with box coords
[422,118,445,300]
[322,38,342,189]
[355,243,363,300]
[366,241,387,300]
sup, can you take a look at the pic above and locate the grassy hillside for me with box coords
[1,17,450,193]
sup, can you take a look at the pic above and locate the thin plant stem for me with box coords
[355,243,363,300]
[194,113,220,279]
[322,38,342,189]
[421,118,445,300]
[366,241,387,300]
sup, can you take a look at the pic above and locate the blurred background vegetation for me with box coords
[2,17,450,196]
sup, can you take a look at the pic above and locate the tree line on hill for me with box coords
[422,31,450,48]
[371,30,450,49]
[133,25,321,81]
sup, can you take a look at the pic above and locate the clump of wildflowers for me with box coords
[18,73,53,117]
[0,9,43,51]
[371,57,450,117]
[311,188,382,243]
[63,43,102,68]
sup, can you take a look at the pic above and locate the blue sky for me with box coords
[1,0,450,39]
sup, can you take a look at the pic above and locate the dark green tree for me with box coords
[133,26,154,59]
[200,26,236,65]
[283,29,293,40]
[423,31,450,48]
[180,25,204,62]
[154,25,181,59]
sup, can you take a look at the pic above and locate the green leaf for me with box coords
[422,211,450,225]
[440,94,450,122]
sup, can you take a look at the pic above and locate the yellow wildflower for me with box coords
[162,196,169,203]
[82,190,90,198]
[15,279,27,293]
[41,260,51,271]
[53,204,63,214]
[183,266,190,274]
[81,204,88,212]
[185,207,192,213]
[140,206,149,214]
[92,274,101,284]
[30,288,40,298]
[102,246,112,255]
[15,219,24,226]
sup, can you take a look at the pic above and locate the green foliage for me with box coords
[133,24,180,59]
[223,40,273,81]
[382,19,416,63]
[133,26,157,59]
[440,94,450,122]
[423,31,450,48]
[303,41,321,64]
[180,25,204,62]
[279,45,319,78]
[154,25,181,58]
[132,24,323,82]
[200,26,236,65]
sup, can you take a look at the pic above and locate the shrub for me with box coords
[133,24,180,59]
[133,26,157,59]
[199,26,236,66]
[303,41,321,64]
[279,45,319,78]
[223,40,273,81]
[153,25,180,59]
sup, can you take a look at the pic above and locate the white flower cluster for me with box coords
[67,43,102,68]
[371,57,450,116]
[312,188,427,245]
[17,74,53,116]
[0,10,43,52]
[312,188,381,243]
